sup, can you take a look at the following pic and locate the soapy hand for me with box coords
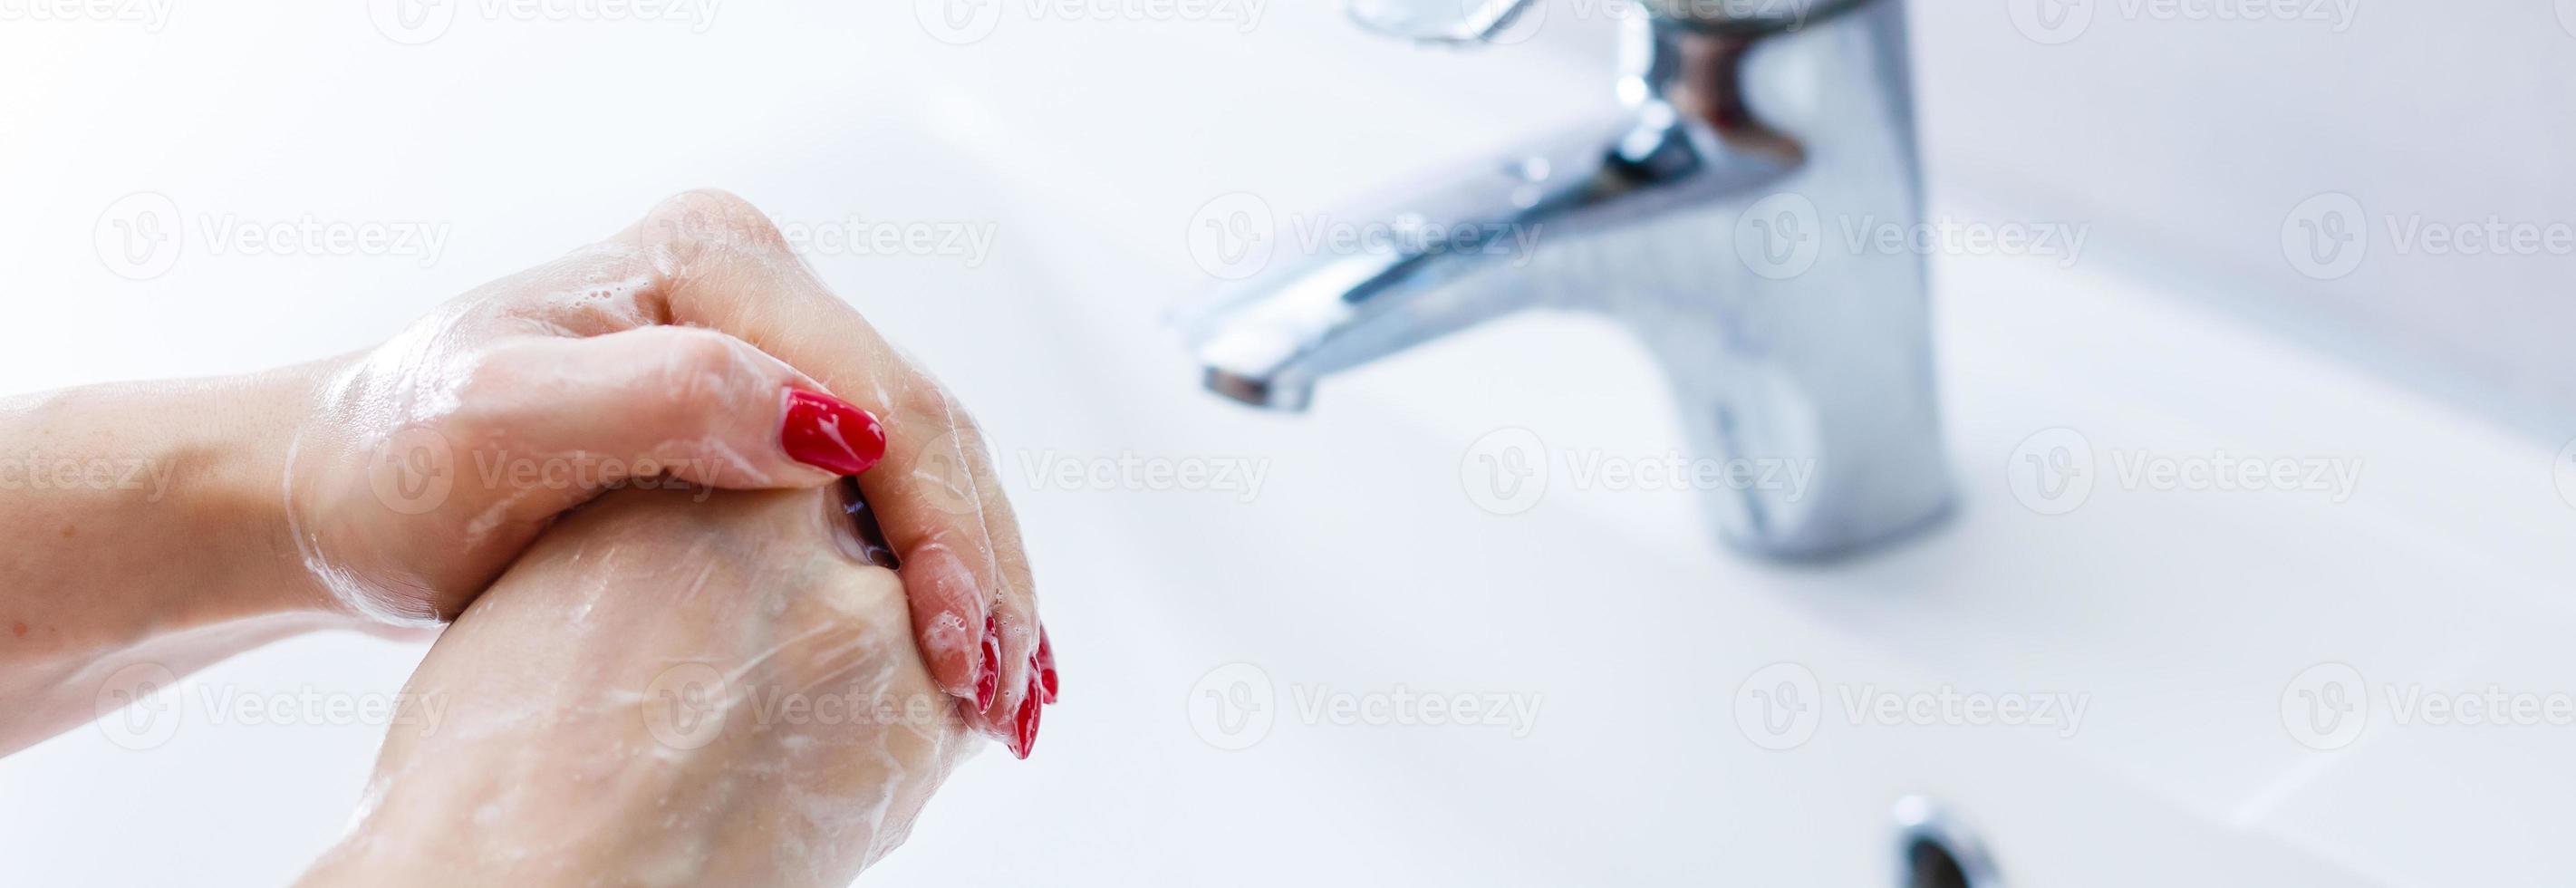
[298,482,973,887]
[284,189,1050,751]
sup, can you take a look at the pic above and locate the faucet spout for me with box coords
[1183,115,1697,410]
[1180,1,1954,558]
[1183,102,1793,409]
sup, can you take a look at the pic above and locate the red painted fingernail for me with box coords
[781,389,886,476]
[1008,674,1042,759]
[974,613,1001,711]
[1036,628,1058,704]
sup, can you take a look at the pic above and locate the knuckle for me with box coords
[642,188,788,256]
[892,374,972,435]
[651,329,755,410]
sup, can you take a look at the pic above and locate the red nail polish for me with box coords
[974,613,1001,711]
[1008,674,1042,759]
[1036,628,1058,704]
[781,389,886,476]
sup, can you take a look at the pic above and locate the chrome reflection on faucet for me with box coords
[1178,0,1951,558]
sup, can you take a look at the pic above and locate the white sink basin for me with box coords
[4,5,2571,886]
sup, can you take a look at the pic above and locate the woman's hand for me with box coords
[0,189,1049,755]
[283,210,890,627]
[297,482,973,887]
[283,189,1049,750]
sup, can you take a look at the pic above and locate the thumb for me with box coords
[457,325,886,512]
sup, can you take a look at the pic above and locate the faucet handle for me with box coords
[1342,0,1537,43]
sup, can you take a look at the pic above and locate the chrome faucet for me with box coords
[1178,0,1952,558]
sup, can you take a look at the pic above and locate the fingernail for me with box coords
[1036,628,1058,704]
[975,613,1001,711]
[1008,673,1043,759]
[781,389,886,476]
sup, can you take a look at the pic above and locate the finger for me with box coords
[907,404,1043,748]
[449,325,886,535]
[604,189,1042,736]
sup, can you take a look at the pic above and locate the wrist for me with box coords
[219,358,355,622]
[104,361,350,625]
[0,366,355,751]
